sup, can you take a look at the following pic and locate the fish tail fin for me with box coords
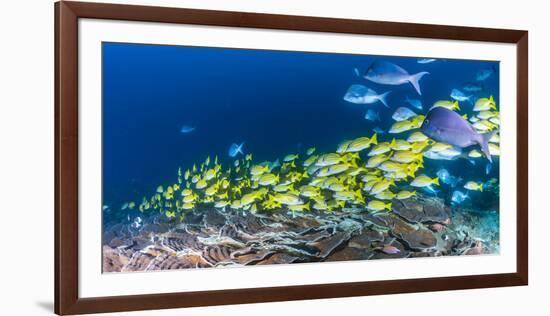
[304,201,310,211]
[378,91,391,108]
[485,162,492,175]
[355,188,363,198]
[370,133,378,145]
[478,131,496,163]
[433,177,440,186]
[237,142,245,155]
[385,202,392,211]
[409,71,430,95]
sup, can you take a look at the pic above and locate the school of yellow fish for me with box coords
[120,95,500,220]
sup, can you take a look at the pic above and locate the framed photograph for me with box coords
[55,1,528,315]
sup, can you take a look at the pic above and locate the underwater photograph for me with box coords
[101,42,500,273]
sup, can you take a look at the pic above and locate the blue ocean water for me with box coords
[102,42,499,214]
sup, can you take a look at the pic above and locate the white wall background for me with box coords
[0,0,546,315]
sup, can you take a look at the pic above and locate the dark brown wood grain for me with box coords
[55,1,79,315]
[516,33,528,282]
[54,1,528,314]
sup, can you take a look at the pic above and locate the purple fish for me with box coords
[421,107,496,162]
[364,61,430,95]
[381,245,401,254]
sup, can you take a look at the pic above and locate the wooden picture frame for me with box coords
[55,1,528,314]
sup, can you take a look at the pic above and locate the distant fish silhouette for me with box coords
[180,125,195,133]
[405,96,423,111]
[364,109,380,122]
[450,88,473,104]
[417,58,437,64]
[228,142,245,157]
[372,127,385,134]
[451,190,470,205]
[462,82,484,92]
[476,65,496,81]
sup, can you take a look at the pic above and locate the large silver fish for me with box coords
[364,61,429,95]
[343,84,390,108]
[421,107,495,162]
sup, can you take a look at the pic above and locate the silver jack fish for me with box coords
[343,84,390,108]
[364,61,429,95]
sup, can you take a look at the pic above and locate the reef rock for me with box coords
[233,249,275,265]
[146,253,210,270]
[392,195,451,224]
[202,245,235,265]
[326,247,374,262]
[102,246,130,273]
[347,229,384,249]
[308,232,351,258]
[102,193,498,273]
[257,253,298,265]
[122,251,156,272]
[161,229,204,252]
[390,217,437,252]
